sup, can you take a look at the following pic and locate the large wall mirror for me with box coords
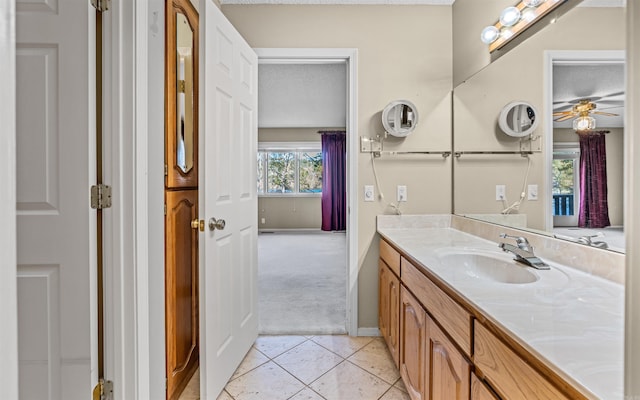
[452,2,626,253]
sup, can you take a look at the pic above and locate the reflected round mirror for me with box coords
[498,101,539,138]
[382,100,419,137]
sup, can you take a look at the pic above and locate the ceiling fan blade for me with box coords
[555,115,576,122]
[592,111,619,116]
[552,111,574,116]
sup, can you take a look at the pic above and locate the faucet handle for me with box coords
[499,233,532,250]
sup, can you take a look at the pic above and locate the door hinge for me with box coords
[90,0,110,12]
[165,164,168,177]
[91,184,113,209]
[92,379,114,400]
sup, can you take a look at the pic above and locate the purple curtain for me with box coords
[578,132,610,228]
[320,131,346,231]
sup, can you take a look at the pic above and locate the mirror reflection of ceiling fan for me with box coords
[553,97,621,131]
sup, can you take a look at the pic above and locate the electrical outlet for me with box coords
[397,185,407,202]
[261,218,266,224]
[496,185,506,201]
[364,185,375,202]
[528,184,538,200]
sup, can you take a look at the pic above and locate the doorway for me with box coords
[544,51,625,251]
[256,49,359,336]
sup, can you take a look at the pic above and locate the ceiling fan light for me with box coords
[523,0,546,7]
[480,26,500,44]
[500,6,521,27]
[573,115,596,132]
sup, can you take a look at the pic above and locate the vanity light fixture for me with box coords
[480,0,566,53]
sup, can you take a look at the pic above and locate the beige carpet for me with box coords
[258,231,347,335]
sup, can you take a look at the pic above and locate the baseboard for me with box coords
[357,327,381,337]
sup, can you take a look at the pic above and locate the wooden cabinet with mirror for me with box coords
[166,0,198,189]
[165,0,200,399]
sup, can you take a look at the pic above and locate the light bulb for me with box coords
[573,116,596,132]
[523,0,546,7]
[500,6,521,27]
[480,26,500,44]
[521,8,537,23]
[500,27,514,40]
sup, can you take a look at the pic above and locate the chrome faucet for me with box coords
[577,234,609,249]
[498,233,550,270]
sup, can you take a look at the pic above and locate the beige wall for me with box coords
[453,0,512,86]
[223,4,453,329]
[554,128,625,227]
[259,128,323,230]
[453,7,624,232]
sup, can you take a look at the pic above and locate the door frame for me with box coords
[0,0,18,398]
[542,50,625,232]
[255,48,359,335]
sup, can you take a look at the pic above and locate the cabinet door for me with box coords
[165,190,199,400]
[428,317,471,400]
[400,286,427,400]
[379,261,400,367]
[471,373,499,400]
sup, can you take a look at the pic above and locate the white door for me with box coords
[16,1,96,399]
[199,1,259,398]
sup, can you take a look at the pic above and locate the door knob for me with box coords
[191,219,204,232]
[209,217,226,231]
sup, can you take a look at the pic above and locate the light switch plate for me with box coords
[528,184,538,200]
[496,185,506,201]
[364,185,375,202]
[397,185,407,202]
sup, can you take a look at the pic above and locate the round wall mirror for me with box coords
[498,101,539,137]
[382,100,419,137]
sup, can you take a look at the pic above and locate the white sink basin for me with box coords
[438,251,539,284]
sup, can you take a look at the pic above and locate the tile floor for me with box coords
[179,335,409,400]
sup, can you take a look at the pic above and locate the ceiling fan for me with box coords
[552,99,619,122]
[552,98,620,131]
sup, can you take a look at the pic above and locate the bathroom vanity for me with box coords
[377,215,623,400]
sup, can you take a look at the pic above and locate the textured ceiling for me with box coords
[553,63,625,129]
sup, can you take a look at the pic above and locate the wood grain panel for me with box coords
[165,189,199,400]
[379,261,400,367]
[402,258,472,357]
[471,373,499,400]
[400,286,427,400]
[380,239,401,277]
[428,318,471,400]
[474,321,570,400]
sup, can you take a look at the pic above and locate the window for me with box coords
[257,144,322,196]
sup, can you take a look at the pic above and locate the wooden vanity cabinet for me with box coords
[399,285,471,400]
[378,238,583,400]
[379,260,400,367]
[474,322,571,400]
[400,286,427,400]
[428,318,470,400]
[471,373,499,400]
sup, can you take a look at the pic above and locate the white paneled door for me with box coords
[199,1,259,398]
[16,1,96,399]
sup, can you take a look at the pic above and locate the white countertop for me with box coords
[377,226,624,400]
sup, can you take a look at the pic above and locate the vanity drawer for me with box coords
[401,257,472,357]
[474,321,571,400]
[380,239,401,277]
